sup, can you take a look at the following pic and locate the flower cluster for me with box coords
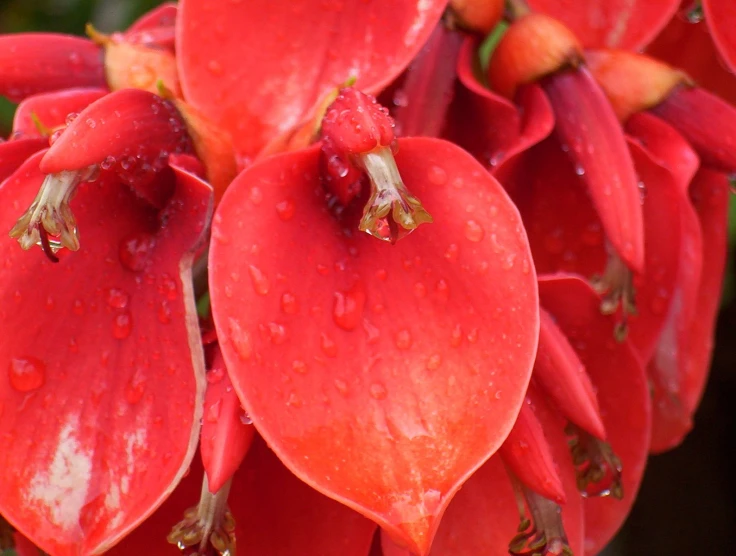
[0,1,733,555]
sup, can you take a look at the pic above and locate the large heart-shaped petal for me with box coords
[538,275,651,554]
[176,0,448,158]
[527,0,680,50]
[0,153,211,554]
[382,384,584,555]
[209,138,539,554]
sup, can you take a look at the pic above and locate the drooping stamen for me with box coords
[508,474,573,556]
[591,243,637,342]
[320,87,433,243]
[167,476,236,556]
[357,147,433,244]
[9,167,96,259]
[565,423,623,499]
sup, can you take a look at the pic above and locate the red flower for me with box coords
[0,1,733,555]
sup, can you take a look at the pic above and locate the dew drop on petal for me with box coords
[333,287,366,331]
[369,382,388,400]
[281,292,299,314]
[8,357,46,392]
[395,329,412,350]
[106,288,129,309]
[426,354,442,370]
[248,265,270,296]
[275,199,295,221]
[321,333,338,357]
[464,219,485,242]
[206,367,225,384]
[292,360,308,374]
[112,312,133,339]
[286,392,303,408]
[267,322,287,344]
[119,233,156,272]
[450,324,462,347]
[157,300,172,324]
[228,318,252,361]
[427,165,447,186]
[125,369,146,405]
[334,379,349,396]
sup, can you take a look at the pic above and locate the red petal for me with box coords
[499,396,567,504]
[387,22,464,138]
[649,168,729,452]
[110,436,377,555]
[542,67,644,272]
[625,111,700,194]
[444,38,554,185]
[647,14,736,105]
[0,34,105,102]
[0,152,211,554]
[534,308,606,440]
[12,88,108,139]
[383,385,584,555]
[176,0,448,158]
[209,138,539,554]
[527,0,680,50]
[40,89,189,174]
[538,275,652,554]
[651,86,736,174]
[126,2,178,34]
[200,347,256,492]
[0,138,47,182]
[702,0,736,73]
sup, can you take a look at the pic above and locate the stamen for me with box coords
[590,244,637,341]
[508,474,573,556]
[9,167,95,257]
[565,423,623,499]
[357,146,433,244]
[167,476,236,556]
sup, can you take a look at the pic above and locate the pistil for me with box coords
[565,423,623,499]
[167,476,237,556]
[9,167,96,261]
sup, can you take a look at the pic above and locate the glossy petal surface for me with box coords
[383,386,584,556]
[177,0,448,158]
[210,138,539,554]
[0,153,211,554]
[527,0,680,50]
[0,34,105,102]
[538,275,651,554]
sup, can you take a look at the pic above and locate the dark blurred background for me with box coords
[0,1,734,554]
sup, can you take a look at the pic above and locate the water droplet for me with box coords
[450,324,462,347]
[125,369,146,405]
[248,265,270,295]
[395,329,412,350]
[106,288,129,309]
[119,233,156,272]
[267,322,287,344]
[205,399,222,423]
[249,187,263,205]
[375,268,388,280]
[334,378,349,395]
[240,412,253,425]
[112,312,133,339]
[158,275,178,300]
[207,59,223,74]
[426,354,442,370]
[413,282,427,298]
[281,292,299,314]
[467,328,479,343]
[207,367,225,384]
[157,300,172,324]
[8,357,45,392]
[574,164,585,176]
[369,383,388,400]
[521,258,531,275]
[73,299,85,315]
[501,253,516,270]
[286,392,303,407]
[494,390,503,400]
[85,118,96,129]
[464,220,485,242]
[435,279,450,302]
[427,165,447,186]
[292,360,308,374]
[275,199,295,221]
[321,333,338,357]
[228,318,252,360]
[333,286,366,331]
[444,243,459,261]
